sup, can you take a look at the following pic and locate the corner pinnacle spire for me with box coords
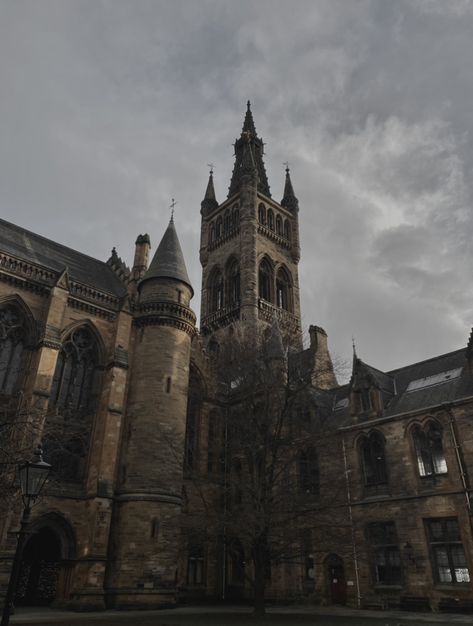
[201,166,218,215]
[228,102,271,198]
[281,164,299,212]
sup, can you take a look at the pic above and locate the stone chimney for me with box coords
[308,325,337,389]
[128,233,150,296]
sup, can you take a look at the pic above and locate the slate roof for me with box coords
[0,218,127,297]
[141,218,193,294]
[329,347,473,428]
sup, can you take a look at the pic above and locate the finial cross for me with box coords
[170,198,176,221]
[283,161,290,173]
[207,163,215,175]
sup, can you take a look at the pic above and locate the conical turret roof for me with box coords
[140,218,193,294]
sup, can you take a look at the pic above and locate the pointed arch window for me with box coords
[258,258,273,303]
[299,447,319,495]
[208,269,224,312]
[284,220,291,241]
[232,205,239,230]
[413,422,447,477]
[276,215,282,235]
[209,224,215,244]
[226,258,240,307]
[224,210,231,235]
[50,326,100,418]
[360,432,387,486]
[0,303,29,395]
[258,203,266,225]
[276,267,292,311]
[267,209,274,230]
[216,216,223,239]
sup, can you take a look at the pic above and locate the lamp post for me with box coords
[1,446,51,626]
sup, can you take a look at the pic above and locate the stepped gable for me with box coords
[0,217,127,297]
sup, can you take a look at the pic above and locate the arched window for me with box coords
[209,224,215,244]
[208,268,224,312]
[276,267,292,311]
[224,210,231,235]
[50,326,100,418]
[232,205,239,230]
[258,203,266,225]
[0,303,29,394]
[299,448,319,495]
[267,209,274,230]
[185,369,202,472]
[258,258,273,303]
[226,258,240,307]
[43,435,87,482]
[284,219,291,241]
[216,216,223,239]
[360,432,387,486]
[413,422,447,477]
[276,215,282,235]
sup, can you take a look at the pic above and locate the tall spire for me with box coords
[281,165,299,212]
[228,101,271,199]
[201,167,218,215]
[140,217,193,294]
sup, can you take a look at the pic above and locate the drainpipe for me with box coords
[443,404,472,514]
[222,404,229,600]
[342,436,361,608]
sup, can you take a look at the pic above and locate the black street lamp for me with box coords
[1,446,51,626]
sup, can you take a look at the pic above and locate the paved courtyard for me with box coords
[8,605,473,626]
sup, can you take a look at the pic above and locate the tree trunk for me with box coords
[252,543,266,617]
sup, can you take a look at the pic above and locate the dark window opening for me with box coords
[299,448,319,495]
[187,543,205,585]
[0,304,28,395]
[426,518,470,583]
[413,422,447,477]
[267,209,274,230]
[258,203,266,225]
[361,432,387,486]
[368,522,401,585]
[258,259,273,303]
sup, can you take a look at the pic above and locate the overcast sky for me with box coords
[2,0,473,374]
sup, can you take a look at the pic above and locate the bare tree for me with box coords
[185,323,352,616]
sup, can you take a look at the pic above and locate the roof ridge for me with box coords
[0,217,116,270]
[387,348,466,376]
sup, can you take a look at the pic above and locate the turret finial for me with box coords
[170,198,176,223]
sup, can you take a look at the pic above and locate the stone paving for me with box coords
[8,605,473,626]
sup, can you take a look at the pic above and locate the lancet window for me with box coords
[267,209,274,230]
[412,421,447,477]
[276,215,282,235]
[208,268,224,312]
[299,447,319,495]
[258,258,273,303]
[226,258,240,307]
[284,219,291,241]
[0,303,29,395]
[276,267,292,311]
[258,203,266,225]
[50,326,100,418]
[360,431,387,486]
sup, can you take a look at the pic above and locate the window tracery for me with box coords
[258,259,273,303]
[360,431,387,486]
[0,304,28,395]
[412,421,447,477]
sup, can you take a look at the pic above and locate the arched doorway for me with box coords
[15,515,75,607]
[324,553,346,605]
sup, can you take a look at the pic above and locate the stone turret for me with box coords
[108,217,195,609]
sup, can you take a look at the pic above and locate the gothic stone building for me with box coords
[0,104,473,613]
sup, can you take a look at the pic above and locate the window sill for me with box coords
[434,584,472,590]
[373,584,403,591]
